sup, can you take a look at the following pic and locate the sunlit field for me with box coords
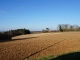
[0,32,80,60]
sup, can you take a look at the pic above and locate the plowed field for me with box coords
[0,32,80,60]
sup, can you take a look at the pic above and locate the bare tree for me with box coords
[69,25,73,31]
[73,25,79,31]
[64,24,69,31]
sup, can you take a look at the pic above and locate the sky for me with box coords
[0,0,80,31]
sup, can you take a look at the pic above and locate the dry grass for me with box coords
[0,32,80,60]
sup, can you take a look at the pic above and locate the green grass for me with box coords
[24,55,55,60]
[24,51,80,60]
[38,55,55,60]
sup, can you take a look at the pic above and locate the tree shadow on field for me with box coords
[50,52,80,60]
[0,37,37,42]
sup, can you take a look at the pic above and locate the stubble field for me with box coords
[0,32,80,60]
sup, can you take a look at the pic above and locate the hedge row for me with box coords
[0,29,30,40]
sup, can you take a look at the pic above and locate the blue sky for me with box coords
[0,0,80,31]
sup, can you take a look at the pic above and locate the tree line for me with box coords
[58,24,80,32]
[42,24,80,32]
[0,28,30,40]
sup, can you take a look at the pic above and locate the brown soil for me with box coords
[0,32,80,60]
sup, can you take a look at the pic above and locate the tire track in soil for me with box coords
[24,39,65,59]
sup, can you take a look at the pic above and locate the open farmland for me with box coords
[0,32,80,60]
